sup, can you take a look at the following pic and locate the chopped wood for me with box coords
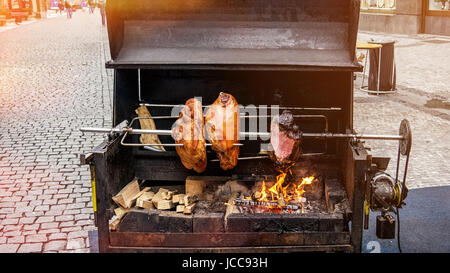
[138,191,155,202]
[161,191,174,200]
[109,218,121,231]
[112,179,141,209]
[136,199,155,210]
[114,207,130,219]
[133,187,151,200]
[153,199,174,210]
[173,194,185,204]
[183,194,198,206]
[183,203,196,214]
[185,176,229,201]
[176,205,185,213]
[186,177,207,196]
[135,105,166,151]
[153,188,169,200]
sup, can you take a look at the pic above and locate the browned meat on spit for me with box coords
[270,110,302,167]
[171,98,207,173]
[205,92,240,170]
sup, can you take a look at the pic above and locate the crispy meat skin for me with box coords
[270,110,302,167]
[205,92,240,170]
[172,98,207,173]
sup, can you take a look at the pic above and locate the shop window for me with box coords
[429,0,450,11]
[361,0,396,11]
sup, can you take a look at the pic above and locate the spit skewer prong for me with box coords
[80,127,405,141]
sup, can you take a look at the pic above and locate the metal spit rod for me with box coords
[133,115,328,119]
[140,103,341,111]
[80,127,405,141]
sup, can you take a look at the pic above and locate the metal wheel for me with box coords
[399,119,412,156]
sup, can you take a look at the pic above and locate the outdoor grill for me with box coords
[80,0,412,253]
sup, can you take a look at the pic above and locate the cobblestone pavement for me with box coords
[0,10,111,253]
[355,32,450,189]
[0,12,448,253]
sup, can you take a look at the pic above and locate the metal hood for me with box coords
[106,0,362,71]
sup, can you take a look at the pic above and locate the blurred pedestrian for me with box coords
[98,0,106,26]
[65,1,73,19]
[88,0,95,14]
[58,0,64,15]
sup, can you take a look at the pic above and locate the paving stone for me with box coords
[7,236,25,244]
[66,238,86,250]
[55,215,74,222]
[17,243,43,253]
[0,244,20,253]
[26,234,48,243]
[48,233,67,241]
[68,230,88,239]
[36,216,54,224]
[1,218,19,225]
[40,222,59,230]
[44,240,67,252]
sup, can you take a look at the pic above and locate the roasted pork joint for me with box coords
[171,98,207,173]
[205,92,240,170]
[270,110,302,166]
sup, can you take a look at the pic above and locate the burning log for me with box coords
[233,199,302,211]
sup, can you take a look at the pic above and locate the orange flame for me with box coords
[255,171,316,208]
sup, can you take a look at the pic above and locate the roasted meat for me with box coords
[205,92,240,170]
[269,110,302,167]
[171,98,207,173]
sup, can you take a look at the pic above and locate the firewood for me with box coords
[161,191,174,200]
[186,177,207,196]
[185,176,229,200]
[176,205,185,213]
[135,105,166,151]
[109,218,121,231]
[152,188,169,201]
[173,194,185,204]
[112,179,141,209]
[138,191,155,202]
[136,199,155,210]
[153,200,174,210]
[183,194,198,206]
[183,203,196,214]
[114,207,130,219]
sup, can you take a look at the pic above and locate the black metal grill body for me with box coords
[89,0,372,253]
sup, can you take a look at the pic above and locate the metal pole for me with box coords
[81,127,404,141]
[140,103,341,111]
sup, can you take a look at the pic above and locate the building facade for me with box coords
[0,0,48,18]
[359,0,450,35]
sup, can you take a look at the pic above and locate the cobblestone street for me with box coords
[0,10,449,253]
[0,10,112,252]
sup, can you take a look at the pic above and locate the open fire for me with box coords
[236,166,318,214]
